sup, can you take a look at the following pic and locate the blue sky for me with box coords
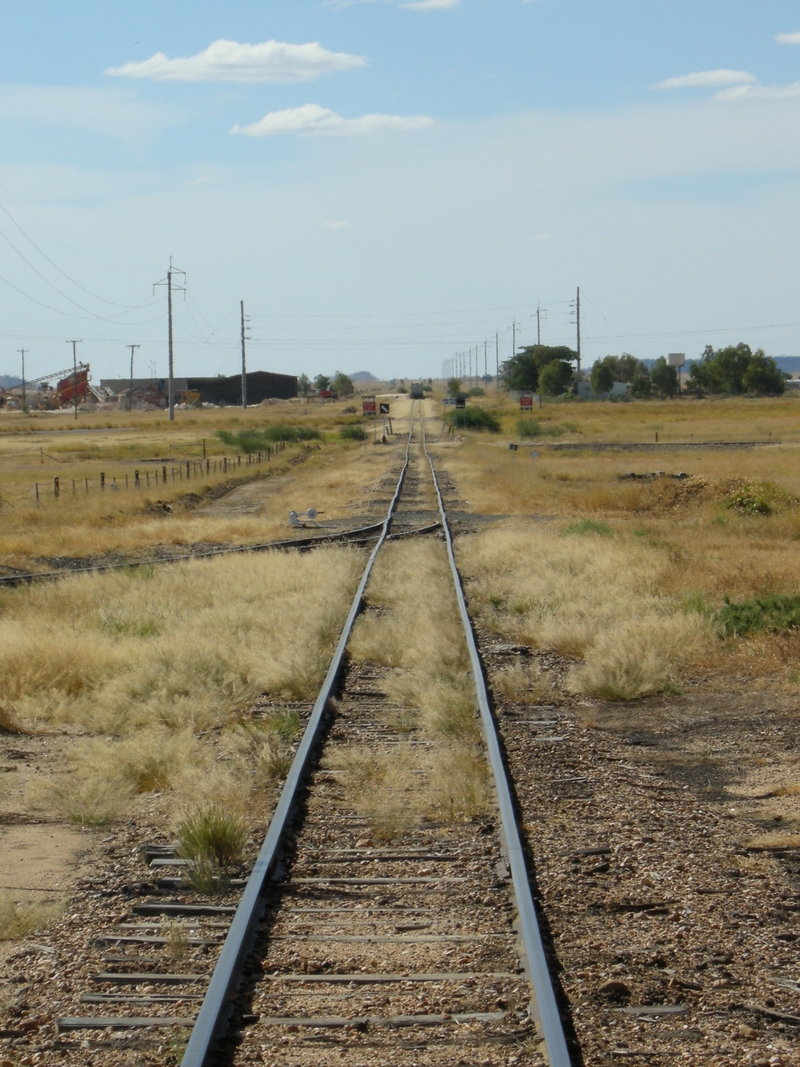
[2,1,800,383]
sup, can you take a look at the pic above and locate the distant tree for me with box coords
[650,357,678,398]
[539,359,574,396]
[602,353,639,383]
[313,374,331,392]
[298,373,311,398]
[689,343,785,397]
[332,371,355,396]
[631,362,652,398]
[590,360,615,396]
[500,349,538,392]
[447,377,462,397]
[742,351,786,396]
[501,344,578,392]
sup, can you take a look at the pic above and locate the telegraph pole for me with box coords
[495,332,499,390]
[537,304,542,345]
[127,344,140,411]
[66,340,82,420]
[240,300,248,408]
[512,319,517,362]
[18,349,27,409]
[576,286,581,380]
[484,340,487,382]
[154,258,186,422]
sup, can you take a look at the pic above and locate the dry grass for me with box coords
[458,523,706,700]
[0,546,365,734]
[340,536,488,835]
[0,892,62,940]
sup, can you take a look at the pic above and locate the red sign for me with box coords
[520,392,534,410]
[362,398,376,416]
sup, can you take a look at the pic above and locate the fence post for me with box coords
[135,470,140,489]
[85,478,88,494]
[162,466,167,484]
[186,461,190,479]
[72,479,76,496]
[54,477,59,499]
[35,482,39,505]
[100,473,105,491]
[206,459,210,475]
[125,474,129,488]
[146,471,149,488]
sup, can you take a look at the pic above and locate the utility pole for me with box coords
[484,340,487,381]
[495,332,499,390]
[576,286,581,380]
[66,340,82,421]
[512,319,517,363]
[18,349,27,409]
[154,258,186,422]
[127,344,140,411]
[240,300,249,408]
[537,304,541,346]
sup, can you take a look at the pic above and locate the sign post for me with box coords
[362,395,377,443]
[379,401,391,436]
[520,391,534,438]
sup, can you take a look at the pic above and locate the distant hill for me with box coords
[350,371,377,382]
[0,375,22,389]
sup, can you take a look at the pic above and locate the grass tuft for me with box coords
[216,426,321,451]
[562,519,613,537]
[339,424,367,441]
[177,803,248,868]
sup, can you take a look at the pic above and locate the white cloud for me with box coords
[232,104,433,137]
[655,69,757,90]
[716,80,800,101]
[321,219,349,228]
[400,0,461,9]
[775,32,800,45]
[105,39,366,84]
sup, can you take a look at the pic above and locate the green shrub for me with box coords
[216,426,322,452]
[722,481,794,516]
[446,407,501,433]
[339,424,367,441]
[715,594,800,638]
[465,386,485,397]
[562,519,613,537]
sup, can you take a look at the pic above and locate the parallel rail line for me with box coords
[52,406,572,1067]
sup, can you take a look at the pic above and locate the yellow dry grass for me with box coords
[341,536,488,836]
[457,524,706,699]
[0,546,365,735]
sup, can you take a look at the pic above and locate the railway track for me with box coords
[43,405,572,1067]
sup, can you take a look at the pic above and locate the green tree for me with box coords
[650,357,678,398]
[631,362,652,398]
[742,350,786,396]
[539,359,574,396]
[501,344,578,392]
[602,353,638,383]
[590,360,615,396]
[297,373,311,398]
[332,371,355,396]
[313,374,331,392]
[447,377,463,397]
[689,343,785,396]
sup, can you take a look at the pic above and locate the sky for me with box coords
[2,1,800,384]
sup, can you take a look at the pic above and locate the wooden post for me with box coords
[54,477,59,499]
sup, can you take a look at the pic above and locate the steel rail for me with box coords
[180,428,414,1067]
[0,520,391,589]
[420,409,572,1067]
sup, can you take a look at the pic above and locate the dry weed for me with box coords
[490,660,554,704]
[0,892,62,940]
[29,774,133,827]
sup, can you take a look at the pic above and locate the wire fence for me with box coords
[0,443,287,509]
